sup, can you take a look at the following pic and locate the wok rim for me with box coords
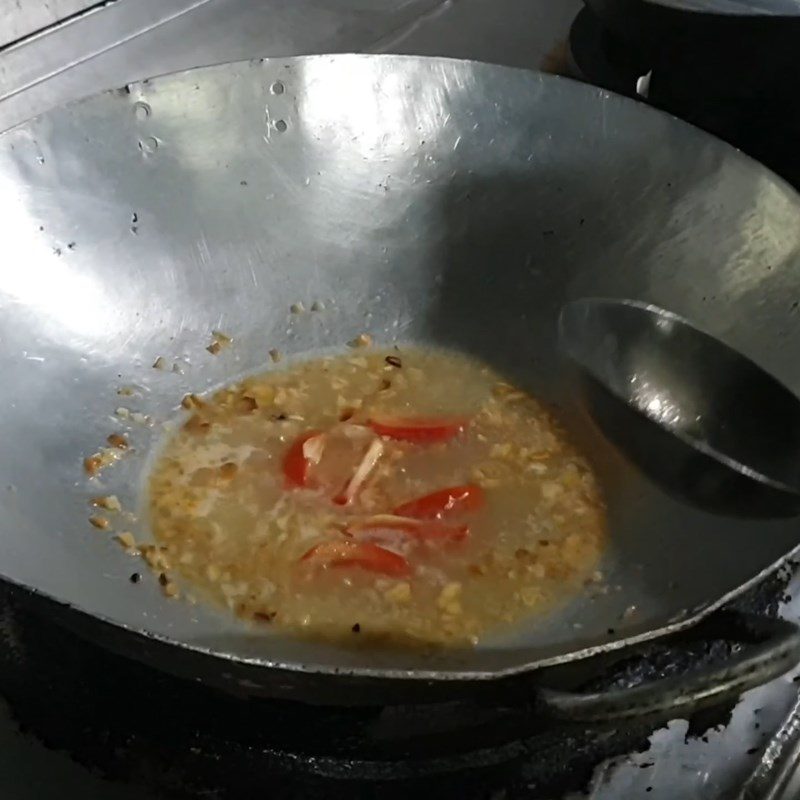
[3,544,799,683]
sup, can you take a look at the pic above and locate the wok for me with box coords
[1,55,800,719]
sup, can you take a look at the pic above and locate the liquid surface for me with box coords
[148,348,606,645]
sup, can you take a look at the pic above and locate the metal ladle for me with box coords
[559,298,800,518]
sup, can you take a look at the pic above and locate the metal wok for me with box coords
[1,55,800,719]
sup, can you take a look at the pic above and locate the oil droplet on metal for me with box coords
[138,136,159,155]
[133,101,151,120]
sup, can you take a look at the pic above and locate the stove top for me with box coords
[1,570,795,800]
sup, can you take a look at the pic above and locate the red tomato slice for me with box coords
[347,515,469,543]
[282,430,322,489]
[301,540,410,576]
[368,416,468,444]
[346,515,420,534]
[393,484,485,520]
[409,521,468,542]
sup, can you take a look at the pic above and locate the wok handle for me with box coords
[536,612,800,724]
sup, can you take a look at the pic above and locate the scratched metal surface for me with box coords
[0,0,582,133]
[0,0,104,48]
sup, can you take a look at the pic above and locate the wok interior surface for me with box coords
[1,55,800,689]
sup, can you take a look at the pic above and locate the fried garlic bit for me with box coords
[83,447,122,477]
[181,393,206,410]
[83,454,102,476]
[348,333,372,349]
[163,581,180,598]
[90,495,122,512]
[115,531,137,551]
[107,433,129,450]
[207,330,232,355]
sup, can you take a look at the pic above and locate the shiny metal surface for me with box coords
[1,55,800,701]
[0,0,513,134]
[739,689,800,799]
[0,0,104,48]
[560,298,800,517]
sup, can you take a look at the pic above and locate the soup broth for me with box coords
[147,347,606,645]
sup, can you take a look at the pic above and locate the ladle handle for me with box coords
[536,612,800,723]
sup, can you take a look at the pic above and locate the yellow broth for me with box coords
[147,347,606,645]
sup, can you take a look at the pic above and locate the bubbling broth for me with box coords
[148,347,606,645]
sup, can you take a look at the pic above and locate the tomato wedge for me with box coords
[301,540,410,576]
[347,515,469,543]
[282,430,322,489]
[368,416,468,444]
[393,484,484,520]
